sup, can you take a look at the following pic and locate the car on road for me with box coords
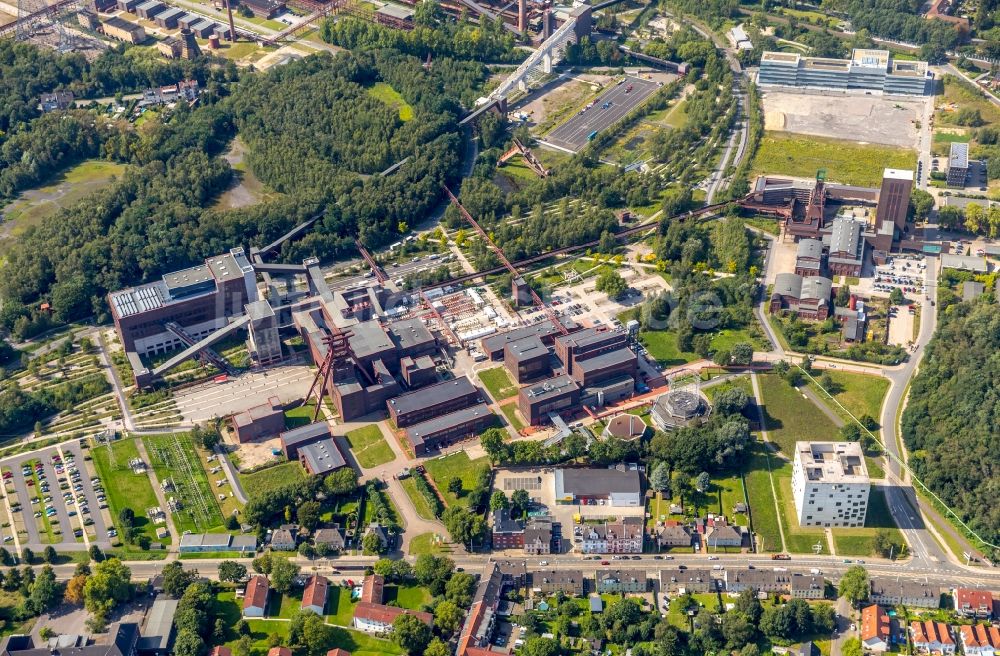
[601,560,610,565]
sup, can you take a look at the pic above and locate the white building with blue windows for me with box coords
[758,49,931,95]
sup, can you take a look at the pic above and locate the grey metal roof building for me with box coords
[138,598,178,655]
[298,438,347,475]
[279,422,331,460]
[386,376,479,416]
[402,402,493,454]
[506,335,547,362]
[481,319,576,359]
[387,318,435,355]
[948,141,970,187]
[941,253,988,272]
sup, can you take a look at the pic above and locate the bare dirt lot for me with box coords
[762,90,927,148]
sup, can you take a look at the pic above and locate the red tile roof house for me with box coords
[955,588,996,619]
[352,574,432,635]
[243,575,269,618]
[860,605,890,653]
[209,648,232,656]
[326,650,351,656]
[301,575,329,615]
[910,620,955,655]
[352,603,432,635]
[959,624,1000,656]
[267,648,291,656]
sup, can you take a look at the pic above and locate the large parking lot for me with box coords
[0,441,114,553]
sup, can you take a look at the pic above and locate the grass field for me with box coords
[408,532,450,555]
[368,82,414,121]
[500,402,525,432]
[757,374,839,457]
[384,585,431,610]
[326,586,357,627]
[423,452,490,508]
[637,330,698,367]
[345,425,395,469]
[399,477,436,521]
[0,160,127,254]
[811,370,889,421]
[219,611,402,656]
[90,438,166,547]
[704,374,753,401]
[478,366,519,401]
[744,444,783,552]
[240,461,307,498]
[283,401,319,429]
[143,433,226,534]
[750,132,916,187]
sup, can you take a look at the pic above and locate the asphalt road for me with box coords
[546,77,659,152]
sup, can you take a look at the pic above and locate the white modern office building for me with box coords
[758,49,931,95]
[791,442,871,527]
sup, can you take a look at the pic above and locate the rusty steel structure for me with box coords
[355,238,387,284]
[497,137,549,177]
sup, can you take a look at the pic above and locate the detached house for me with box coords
[955,588,996,619]
[860,605,890,653]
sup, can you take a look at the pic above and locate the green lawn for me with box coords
[478,366,519,401]
[240,461,307,498]
[283,401,318,429]
[142,433,226,534]
[384,585,430,611]
[423,451,490,508]
[345,425,395,469]
[408,532,451,555]
[399,477,436,521]
[500,402,525,432]
[757,374,839,457]
[750,132,917,187]
[745,445,785,553]
[367,82,414,121]
[812,370,889,421]
[90,437,166,548]
[272,590,305,618]
[703,374,753,401]
[325,586,357,627]
[638,330,699,367]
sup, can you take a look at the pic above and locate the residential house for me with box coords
[704,521,743,549]
[524,516,556,555]
[860,605,890,653]
[313,527,345,552]
[870,578,940,609]
[270,527,297,551]
[326,651,351,656]
[726,569,792,595]
[353,604,432,635]
[0,624,140,656]
[456,565,506,656]
[656,523,692,549]
[491,508,524,550]
[243,576,269,617]
[353,573,432,635]
[496,560,527,587]
[39,91,74,112]
[595,569,647,594]
[790,575,824,600]
[660,568,716,594]
[959,624,1000,656]
[267,649,291,656]
[910,621,955,655]
[531,569,584,596]
[955,588,996,619]
[580,517,643,554]
[301,575,328,615]
[209,648,232,656]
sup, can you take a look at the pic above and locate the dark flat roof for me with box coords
[388,376,477,415]
[482,320,575,354]
[574,347,636,372]
[505,335,547,361]
[298,438,346,474]
[404,403,492,443]
[388,318,435,351]
[280,422,330,447]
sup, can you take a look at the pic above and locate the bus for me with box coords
[587,130,598,141]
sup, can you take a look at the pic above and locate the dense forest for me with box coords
[901,299,1000,557]
[321,8,521,64]
[0,46,478,330]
